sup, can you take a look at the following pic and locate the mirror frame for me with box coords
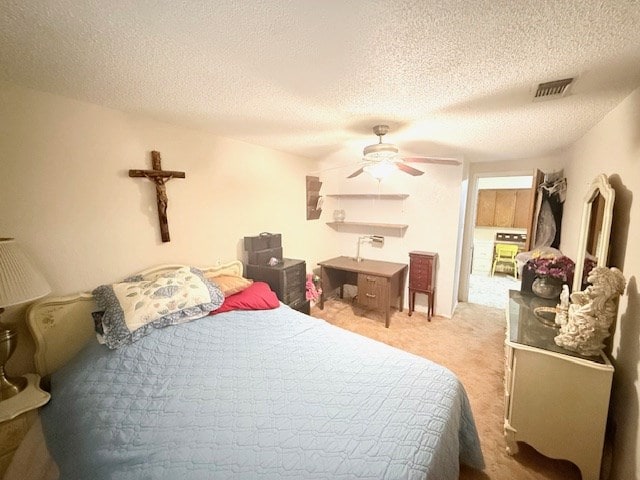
[573,174,615,292]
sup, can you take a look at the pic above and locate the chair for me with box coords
[491,243,519,279]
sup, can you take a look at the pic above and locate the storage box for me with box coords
[244,233,282,252]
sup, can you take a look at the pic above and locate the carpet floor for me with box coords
[468,273,521,309]
[310,298,582,480]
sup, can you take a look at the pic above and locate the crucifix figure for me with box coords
[129,151,186,242]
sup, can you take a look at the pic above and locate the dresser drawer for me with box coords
[410,269,432,284]
[246,258,306,309]
[410,278,432,291]
[410,254,433,265]
[287,297,310,314]
[283,264,305,290]
[0,409,37,478]
[0,412,33,453]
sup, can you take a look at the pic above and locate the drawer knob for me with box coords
[365,293,376,298]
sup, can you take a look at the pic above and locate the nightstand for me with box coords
[245,258,310,314]
[0,373,50,476]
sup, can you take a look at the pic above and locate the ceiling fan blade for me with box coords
[402,156,461,166]
[396,163,424,176]
[347,167,365,178]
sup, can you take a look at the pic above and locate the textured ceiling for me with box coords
[2,0,640,163]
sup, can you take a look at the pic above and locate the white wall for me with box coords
[316,158,464,317]
[560,87,640,480]
[0,82,324,373]
[477,175,533,189]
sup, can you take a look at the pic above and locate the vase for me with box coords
[532,276,563,299]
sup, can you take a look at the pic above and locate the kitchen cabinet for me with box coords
[476,189,532,228]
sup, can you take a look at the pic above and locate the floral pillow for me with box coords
[92,266,224,349]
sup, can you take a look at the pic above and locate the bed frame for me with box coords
[26,261,244,378]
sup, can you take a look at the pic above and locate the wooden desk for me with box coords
[318,256,408,328]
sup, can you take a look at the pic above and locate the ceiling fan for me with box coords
[348,125,461,179]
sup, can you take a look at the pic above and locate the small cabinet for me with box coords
[245,258,309,314]
[408,251,437,319]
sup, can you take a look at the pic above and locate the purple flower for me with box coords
[526,255,575,282]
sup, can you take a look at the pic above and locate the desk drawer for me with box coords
[357,274,387,310]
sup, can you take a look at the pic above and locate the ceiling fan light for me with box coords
[363,142,399,160]
[363,160,395,180]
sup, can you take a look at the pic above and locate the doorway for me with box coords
[467,175,533,309]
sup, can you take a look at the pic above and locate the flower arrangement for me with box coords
[526,254,598,285]
[305,273,322,302]
[526,255,575,282]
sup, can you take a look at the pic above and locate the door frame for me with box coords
[457,170,537,303]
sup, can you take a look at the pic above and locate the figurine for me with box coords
[555,266,626,356]
[554,284,570,326]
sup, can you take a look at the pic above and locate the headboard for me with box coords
[27,261,243,378]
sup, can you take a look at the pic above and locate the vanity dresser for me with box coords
[504,290,613,480]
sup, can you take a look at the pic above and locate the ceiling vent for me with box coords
[533,78,574,101]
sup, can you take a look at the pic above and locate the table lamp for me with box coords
[0,238,51,399]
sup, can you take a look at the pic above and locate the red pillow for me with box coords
[211,281,279,314]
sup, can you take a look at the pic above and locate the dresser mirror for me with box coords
[572,174,615,292]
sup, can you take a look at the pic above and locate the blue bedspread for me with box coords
[41,305,484,479]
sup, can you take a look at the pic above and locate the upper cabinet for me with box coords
[476,189,532,228]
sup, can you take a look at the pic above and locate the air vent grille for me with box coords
[534,78,574,100]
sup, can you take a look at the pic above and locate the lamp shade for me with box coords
[0,238,51,308]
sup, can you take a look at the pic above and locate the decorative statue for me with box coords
[554,284,570,327]
[554,266,626,356]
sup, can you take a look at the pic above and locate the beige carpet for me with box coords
[310,298,582,480]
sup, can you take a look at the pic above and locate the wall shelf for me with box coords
[326,194,409,199]
[326,221,408,236]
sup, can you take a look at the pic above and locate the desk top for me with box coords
[318,256,407,277]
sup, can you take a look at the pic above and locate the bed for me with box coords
[15,261,484,479]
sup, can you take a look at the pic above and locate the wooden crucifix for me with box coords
[129,151,185,243]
